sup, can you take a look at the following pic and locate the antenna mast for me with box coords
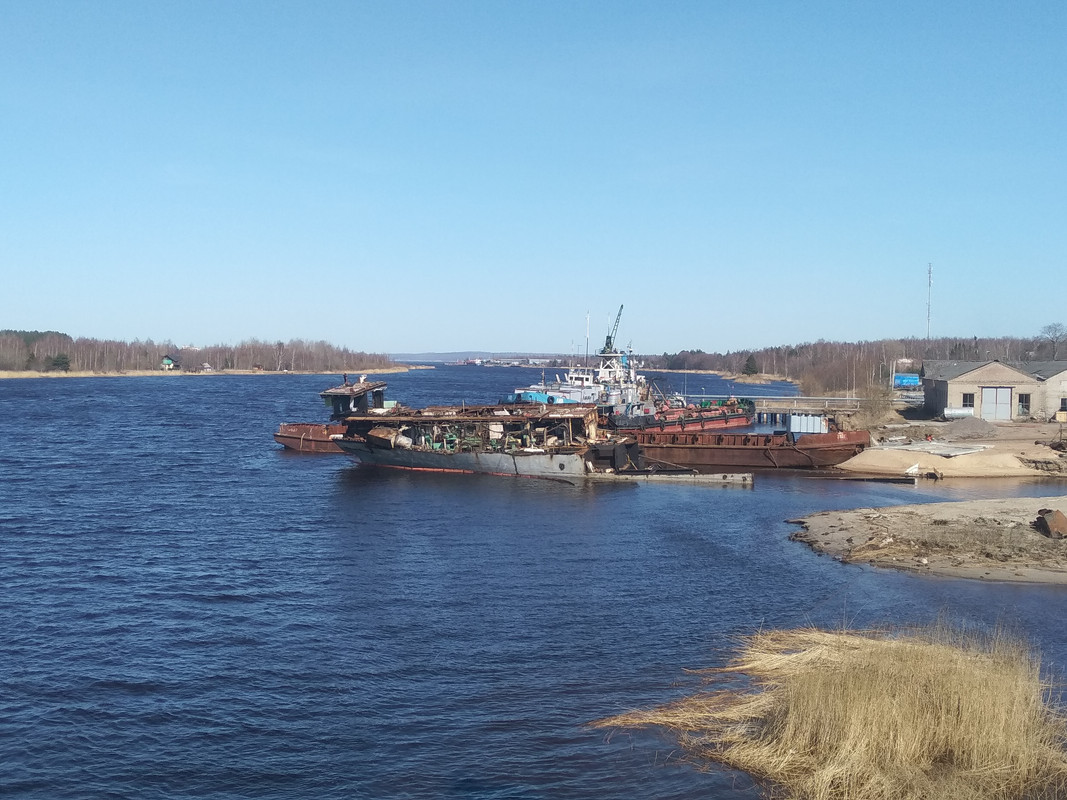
[926,263,932,339]
[585,312,590,366]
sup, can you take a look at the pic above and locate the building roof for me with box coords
[1023,361,1067,380]
[921,360,1067,381]
[920,360,1000,381]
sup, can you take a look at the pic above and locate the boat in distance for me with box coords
[634,429,871,471]
[274,376,390,453]
[502,304,755,433]
[505,361,756,434]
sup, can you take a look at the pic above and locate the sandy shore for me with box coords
[789,495,1067,583]
[789,420,1067,583]
[840,419,1067,479]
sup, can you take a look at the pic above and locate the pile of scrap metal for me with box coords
[1032,508,1067,539]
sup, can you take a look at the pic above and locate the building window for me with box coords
[1061,398,1067,412]
[962,393,975,408]
[1018,394,1031,415]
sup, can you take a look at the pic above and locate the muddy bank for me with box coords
[789,495,1067,583]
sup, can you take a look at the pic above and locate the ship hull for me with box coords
[274,422,346,453]
[634,430,870,471]
[335,439,592,478]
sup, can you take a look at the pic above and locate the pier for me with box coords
[749,396,863,425]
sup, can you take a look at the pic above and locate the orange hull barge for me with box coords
[608,404,753,434]
[634,429,870,471]
[274,422,346,453]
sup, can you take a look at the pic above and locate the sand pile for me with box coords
[838,447,1050,478]
[839,416,1061,478]
[942,416,998,441]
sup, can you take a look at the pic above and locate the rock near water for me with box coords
[1033,509,1067,539]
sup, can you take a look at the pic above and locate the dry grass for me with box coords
[591,626,1067,799]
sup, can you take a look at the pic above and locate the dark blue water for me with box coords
[3,368,1067,799]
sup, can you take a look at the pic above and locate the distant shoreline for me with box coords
[0,366,422,380]
[644,367,797,386]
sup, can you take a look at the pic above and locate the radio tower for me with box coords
[926,263,932,339]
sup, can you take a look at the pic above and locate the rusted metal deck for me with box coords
[686,395,863,425]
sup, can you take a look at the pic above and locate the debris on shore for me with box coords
[789,496,1067,583]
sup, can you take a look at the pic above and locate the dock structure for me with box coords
[589,471,754,486]
[750,396,863,425]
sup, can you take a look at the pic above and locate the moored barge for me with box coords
[334,402,647,479]
[634,429,871,472]
[274,377,390,453]
[607,397,755,434]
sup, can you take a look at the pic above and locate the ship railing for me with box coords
[686,394,863,412]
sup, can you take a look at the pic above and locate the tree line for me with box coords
[5,323,1065,395]
[0,331,395,374]
[645,323,1067,397]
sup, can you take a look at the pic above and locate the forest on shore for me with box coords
[646,323,1066,396]
[0,331,394,374]
[4,325,1064,397]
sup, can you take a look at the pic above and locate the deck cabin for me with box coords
[320,379,390,419]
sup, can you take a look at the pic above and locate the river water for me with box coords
[3,367,1067,799]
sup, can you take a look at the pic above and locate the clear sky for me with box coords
[2,1,1063,355]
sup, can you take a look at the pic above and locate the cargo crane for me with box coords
[602,305,623,354]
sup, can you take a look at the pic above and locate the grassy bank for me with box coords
[591,626,1067,799]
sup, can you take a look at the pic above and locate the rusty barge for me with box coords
[333,402,653,479]
[607,398,755,434]
[634,429,871,472]
[273,377,390,453]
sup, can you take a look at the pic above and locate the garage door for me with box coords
[980,387,1012,420]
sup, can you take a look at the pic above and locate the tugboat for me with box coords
[502,305,755,432]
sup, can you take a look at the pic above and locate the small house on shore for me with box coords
[921,360,1067,421]
[161,354,180,371]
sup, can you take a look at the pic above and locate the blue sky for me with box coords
[2,1,1063,355]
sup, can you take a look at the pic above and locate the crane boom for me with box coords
[603,305,623,353]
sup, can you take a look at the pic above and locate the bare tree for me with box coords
[1039,323,1067,359]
